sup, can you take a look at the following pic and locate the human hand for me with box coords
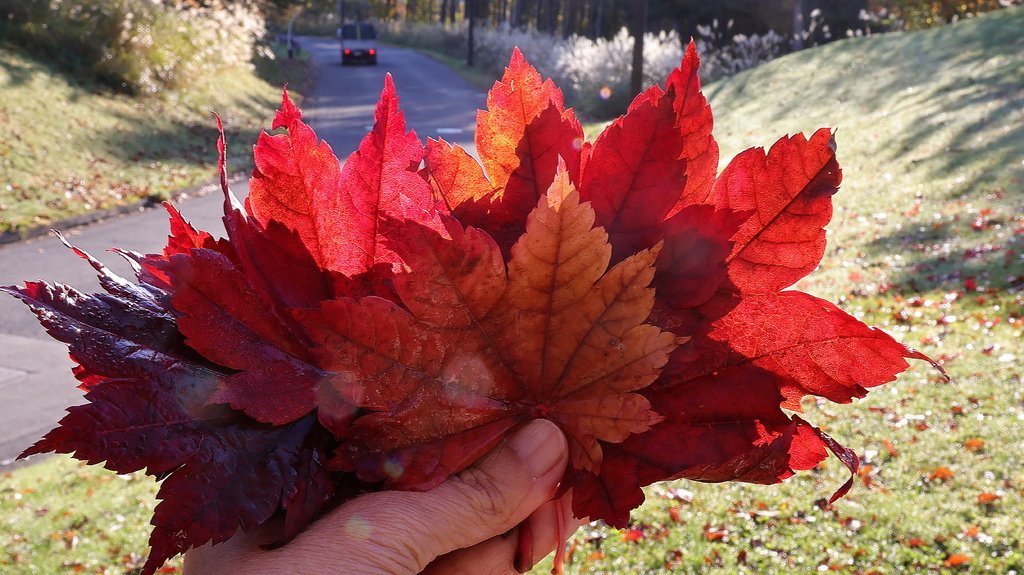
[183,419,583,574]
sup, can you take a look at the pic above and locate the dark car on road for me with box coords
[338,22,377,65]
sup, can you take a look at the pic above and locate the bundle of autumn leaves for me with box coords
[3,44,937,574]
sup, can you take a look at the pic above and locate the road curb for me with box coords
[0,172,249,246]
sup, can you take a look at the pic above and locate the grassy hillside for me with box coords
[0,7,1021,575]
[0,43,309,236]
[706,5,1022,302]
[532,7,1024,574]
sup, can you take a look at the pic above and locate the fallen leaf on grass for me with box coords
[964,438,985,452]
[882,438,899,457]
[621,528,644,543]
[703,524,728,542]
[5,42,941,574]
[906,537,926,548]
[944,553,971,567]
[976,492,1001,504]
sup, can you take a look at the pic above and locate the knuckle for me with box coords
[360,507,438,572]
[451,465,516,524]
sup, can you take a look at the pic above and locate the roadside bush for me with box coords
[0,0,264,95]
[379,21,469,57]
[868,0,1023,29]
[181,1,266,69]
[289,7,340,36]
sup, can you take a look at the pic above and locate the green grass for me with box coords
[1,7,1022,575]
[533,6,1024,574]
[0,457,174,574]
[0,41,311,236]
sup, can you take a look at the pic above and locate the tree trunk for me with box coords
[467,0,476,65]
[566,0,577,37]
[440,0,447,23]
[792,0,805,50]
[629,0,647,98]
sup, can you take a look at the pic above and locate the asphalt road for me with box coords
[0,39,486,466]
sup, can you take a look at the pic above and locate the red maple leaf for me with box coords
[3,41,941,574]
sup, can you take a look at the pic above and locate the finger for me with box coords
[515,492,587,573]
[255,419,568,574]
[411,418,569,558]
[183,516,294,574]
[421,491,587,575]
[419,529,518,575]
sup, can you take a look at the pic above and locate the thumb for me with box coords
[406,419,569,561]
[181,420,569,575]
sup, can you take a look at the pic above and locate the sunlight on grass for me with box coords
[535,7,1022,574]
[1,7,1020,575]
[0,457,174,573]
[706,6,1023,302]
[0,43,310,235]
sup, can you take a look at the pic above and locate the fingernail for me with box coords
[509,419,565,479]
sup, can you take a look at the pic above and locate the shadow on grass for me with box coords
[91,110,272,180]
[709,7,1022,204]
[706,8,1024,295]
[0,42,94,101]
[92,61,299,168]
[124,45,318,164]
[861,218,1023,294]
[853,13,1024,291]
[860,14,1024,199]
[0,47,35,87]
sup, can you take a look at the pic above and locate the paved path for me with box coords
[0,39,486,466]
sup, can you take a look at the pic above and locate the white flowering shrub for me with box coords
[0,0,265,94]
[692,19,789,81]
[558,28,684,118]
[694,32,787,80]
[477,25,564,76]
[382,20,794,118]
[173,0,266,71]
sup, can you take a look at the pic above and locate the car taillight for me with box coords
[343,49,352,55]
[368,49,376,55]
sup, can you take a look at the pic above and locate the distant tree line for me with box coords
[273,0,865,39]
[270,0,1019,37]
